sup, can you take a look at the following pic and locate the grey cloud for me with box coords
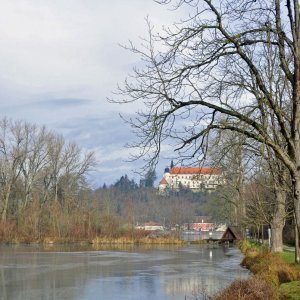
[58,113,134,148]
[87,159,137,188]
[1,97,94,115]
[32,98,93,109]
[56,113,153,186]
[0,0,185,186]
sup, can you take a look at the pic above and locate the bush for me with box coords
[240,245,299,287]
[279,280,300,300]
[208,239,300,299]
[213,275,278,300]
[0,220,16,242]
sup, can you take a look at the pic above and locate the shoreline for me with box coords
[0,236,190,246]
[213,240,300,300]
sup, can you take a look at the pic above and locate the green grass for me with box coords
[233,240,300,300]
[279,281,300,300]
[279,251,300,299]
[280,251,300,272]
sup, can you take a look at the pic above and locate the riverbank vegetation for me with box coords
[0,196,187,245]
[0,116,299,255]
[0,119,214,244]
[213,240,300,300]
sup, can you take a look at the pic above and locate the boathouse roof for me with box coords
[221,226,244,241]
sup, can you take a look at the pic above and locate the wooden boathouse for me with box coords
[221,226,244,243]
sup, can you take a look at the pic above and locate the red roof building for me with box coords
[158,167,224,193]
[170,167,222,175]
[159,177,168,185]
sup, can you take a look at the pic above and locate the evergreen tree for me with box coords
[140,169,157,188]
[170,160,174,169]
[114,175,137,191]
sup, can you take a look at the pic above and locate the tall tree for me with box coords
[0,118,95,220]
[208,132,248,226]
[140,169,157,188]
[0,119,26,220]
[113,0,300,240]
[20,124,49,211]
[114,174,137,191]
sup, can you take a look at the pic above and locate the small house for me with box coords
[221,226,244,242]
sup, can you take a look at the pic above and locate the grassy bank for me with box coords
[278,251,300,299]
[213,240,300,300]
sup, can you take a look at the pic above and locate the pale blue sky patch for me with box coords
[0,0,185,186]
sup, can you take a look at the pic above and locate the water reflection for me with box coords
[0,244,249,300]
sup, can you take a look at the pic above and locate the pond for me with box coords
[0,244,249,300]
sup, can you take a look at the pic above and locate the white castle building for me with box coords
[158,167,224,193]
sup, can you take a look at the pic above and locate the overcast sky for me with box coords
[0,0,186,187]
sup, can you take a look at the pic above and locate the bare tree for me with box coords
[208,132,249,226]
[245,178,273,242]
[207,128,292,251]
[0,117,95,221]
[44,134,65,203]
[264,151,291,252]
[58,142,95,205]
[20,125,49,210]
[113,0,300,237]
[0,119,27,220]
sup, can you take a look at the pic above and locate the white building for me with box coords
[135,222,164,231]
[158,167,224,193]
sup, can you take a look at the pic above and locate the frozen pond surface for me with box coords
[0,244,249,300]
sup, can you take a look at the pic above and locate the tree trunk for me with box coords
[293,175,300,262]
[293,177,300,239]
[271,189,286,252]
[271,223,284,252]
[295,218,300,263]
[1,185,11,221]
[24,185,31,209]
[237,189,246,225]
[55,181,58,203]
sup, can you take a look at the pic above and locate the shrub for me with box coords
[0,220,16,242]
[233,241,300,299]
[238,240,251,253]
[241,248,265,270]
[240,246,299,287]
[277,262,299,284]
[213,275,278,300]
[279,280,300,300]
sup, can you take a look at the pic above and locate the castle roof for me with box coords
[169,167,222,175]
[159,177,168,185]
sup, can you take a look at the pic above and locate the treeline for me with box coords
[0,118,212,243]
[0,118,95,242]
[2,114,295,249]
[94,175,211,234]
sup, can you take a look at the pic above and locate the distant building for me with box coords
[158,166,224,193]
[135,222,164,231]
[183,222,214,232]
